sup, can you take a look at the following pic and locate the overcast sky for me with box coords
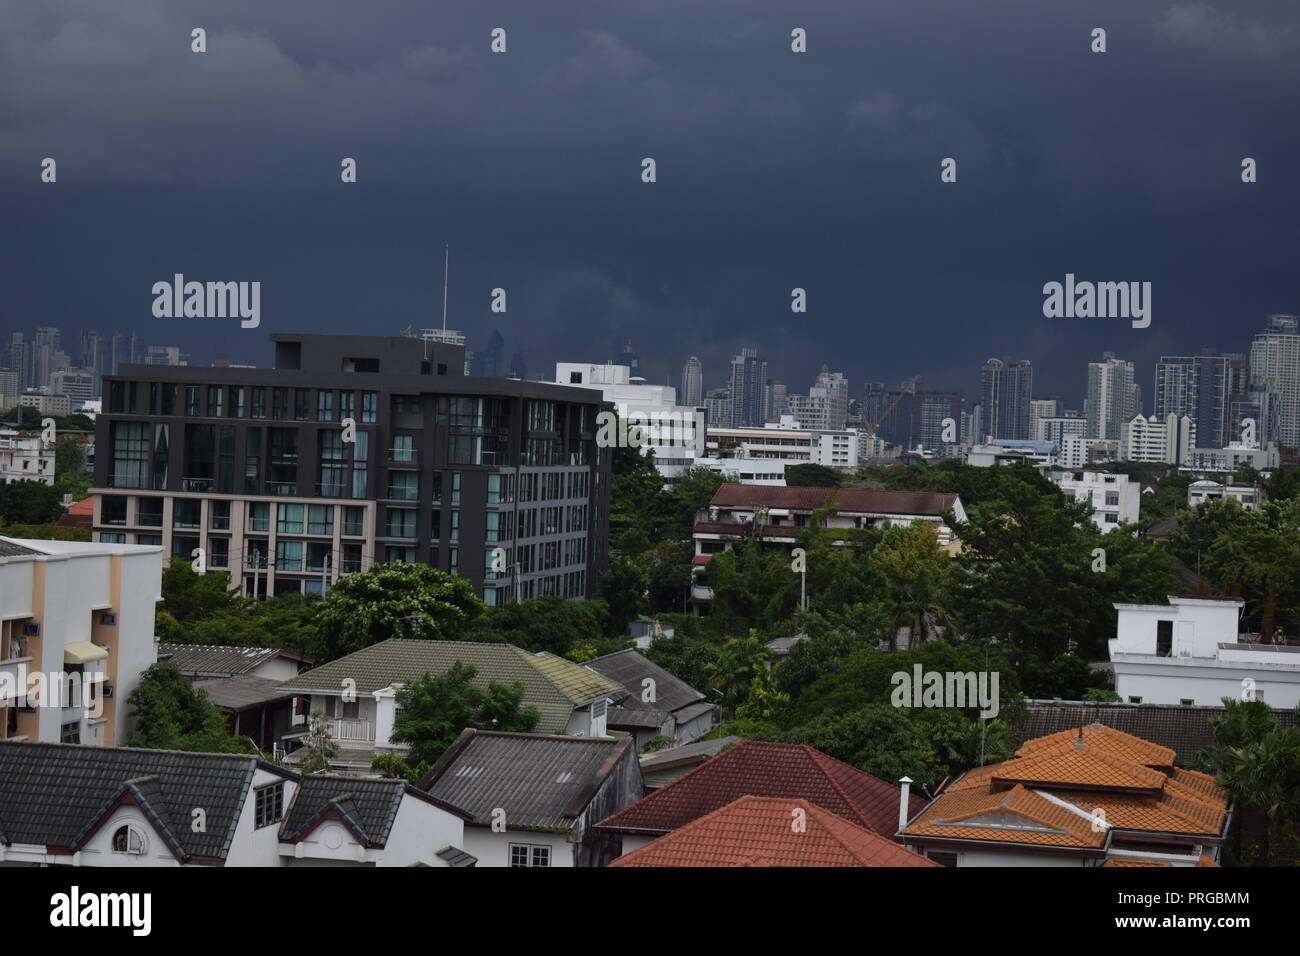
[2,0,1297,407]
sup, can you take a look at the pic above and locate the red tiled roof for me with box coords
[691,554,712,566]
[708,484,959,517]
[608,796,940,867]
[596,739,923,838]
[56,497,95,529]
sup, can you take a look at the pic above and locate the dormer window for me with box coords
[112,824,147,855]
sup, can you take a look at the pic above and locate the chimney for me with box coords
[898,776,913,833]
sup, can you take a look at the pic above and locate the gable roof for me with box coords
[609,796,941,868]
[279,776,467,847]
[0,741,290,863]
[596,739,923,838]
[902,724,1229,853]
[279,640,624,734]
[159,643,311,679]
[708,483,959,517]
[419,730,635,831]
[0,537,43,558]
[585,648,711,720]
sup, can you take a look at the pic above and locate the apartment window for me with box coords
[341,542,363,574]
[185,385,201,416]
[209,537,230,568]
[391,434,414,463]
[99,532,126,544]
[308,504,334,536]
[392,394,421,416]
[383,469,416,501]
[386,508,416,538]
[361,391,378,423]
[430,472,442,503]
[485,511,506,542]
[229,386,246,418]
[343,506,365,537]
[340,391,356,421]
[385,545,415,564]
[275,540,303,571]
[210,500,231,530]
[272,387,289,420]
[278,503,304,534]
[1105,492,1119,507]
[174,498,201,529]
[101,496,128,526]
[449,510,459,542]
[448,547,458,576]
[245,426,262,493]
[307,542,331,572]
[1157,620,1173,657]
[1104,513,1118,524]
[248,501,270,533]
[294,390,310,421]
[172,535,199,559]
[251,387,267,419]
[152,423,170,490]
[927,851,959,867]
[487,473,514,504]
[317,390,335,421]
[509,844,551,867]
[255,783,285,829]
[351,431,369,499]
[112,824,146,854]
[207,385,224,418]
[318,430,348,498]
[110,422,150,489]
[451,472,461,505]
[430,510,441,540]
[136,533,162,546]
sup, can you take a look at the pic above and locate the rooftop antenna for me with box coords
[424,243,449,362]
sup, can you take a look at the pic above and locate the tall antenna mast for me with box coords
[441,243,450,332]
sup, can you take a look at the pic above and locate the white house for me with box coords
[1110,596,1300,709]
[1186,480,1259,511]
[1049,469,1141,529]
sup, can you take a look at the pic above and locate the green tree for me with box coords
[599,556,648,635]
[126,660,252,753]
[310,562,484,663]
[1216,725,1300,868]
[388,661,539,764]
[784,463,842,488]
[874,521,954,650]
[299,710,340,773]
[705,631,773,719]
[1204,499,1300,639]
[0,479,62,525]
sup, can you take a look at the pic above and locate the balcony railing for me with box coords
[181,476,214,492]
[327,718,372,741]
[387,448,418,464]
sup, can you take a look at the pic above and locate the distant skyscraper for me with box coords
[145,346,184,366]
[111,331,141,373]
[1028,398,1061,444]
[1249,315,1300,446]
[765,380,787,420]
[681,356,703,407]
[862,382,886,429]
[1154,353,1230,449]
[812,365,849,430]
[1085,353,1138,441]
[472,330,505,377]
[980,358,1033,440]
[727,348,767,428]
[705,387,731,428]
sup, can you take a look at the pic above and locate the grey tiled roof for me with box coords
[0,741,287,861]
[159,643,308,679]
[585,649,710,719]
[1018,700,1300,765]
[420,730,633,831]
[437,845,478,867]
[0,537,43,558]
[193,676,295,711]
[280,640,623,734]
[280,776,407,846]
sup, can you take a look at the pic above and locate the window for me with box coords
[185,385,201,416]
[485,511,506,542]
[255,783,285,828]
[1180,698,1195,706]
[209,538,229,568]
[387,470,418,500]
[317,390,334,421]
[294,390,310,421]
[61,720,82,744]
[385,545,415,563]
[251,387,267,419]
[341,542,363,574]
[112,824,147,855]
[110,422,150,488]
[451,472,461,504]
[307,542,331,572]
[509,844,551,867]
[278,503,304,534]
[1156,620,1173,658]
[487,473,514,504]
[1128,696,1143,704]
[386,508,416,538]
[340,391,356,421]
[275,540,303,571]
[272,387,289,420]
[430,510,441,539]
[1105,492,1119,506]
[99,532,126,544]
[210,500,231,530]
[449,510,459,542]
[173,498,201,529]
[927,851,958,867]
[101,496,127,525]
[207,385,224,418]
[318,430,348,498]
[343,506,365,537]
[361,391,378,423]
[391,434,414,463]
[248,501,270,533]
[308,504,334,536]
[230,386,246,418]
[136,534,162,546]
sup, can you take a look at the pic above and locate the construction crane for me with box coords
[864,375,921,440]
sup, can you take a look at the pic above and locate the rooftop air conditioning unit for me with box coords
[21,622,39,637]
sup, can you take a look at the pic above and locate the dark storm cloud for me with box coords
[1,0,1297,404]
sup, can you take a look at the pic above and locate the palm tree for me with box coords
[706,632,774,718]
[1215,726,1300,867]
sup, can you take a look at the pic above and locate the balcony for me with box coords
[386,447,418,464]
[265,481,298,496]
[327,718,372,742]
[181,476,214,492]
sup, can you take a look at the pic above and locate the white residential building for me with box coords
[1058,436,1119,469]
[0,537,162,747]
[0,430,55,485]
[1110,596,1300,709]
[1187,480,1260,511]
[1119,414,1196,465]
[1049,469,1141,529]
[1182,443,1279,473]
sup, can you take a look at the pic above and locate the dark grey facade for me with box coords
[91,333,611,604]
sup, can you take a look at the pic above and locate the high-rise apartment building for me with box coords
[980,358,1033,441]
[680,356,703,408]
[1085,353,1139,441]
[727,348,767,428]
[704,388,731,428]
[1119,413,1197,465]
[1154,353,1230,449]
[1249,314,1300,447]
[92,334,612,606]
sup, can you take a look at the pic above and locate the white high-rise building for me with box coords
[1119,413,1196,464]
[1249,314,1300,447]
[680,356,703,408]
[1086,353,1139,441]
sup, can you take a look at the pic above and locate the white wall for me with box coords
[462,827,574,867]
[225,769,298,867]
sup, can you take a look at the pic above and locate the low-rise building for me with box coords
[0,429,54,485]
[277,639,625,769]
[1186,480,1260,511]
[583,648,716,749]
[1049,469,1141,529]
[901,724,1228,867]
[0,536,161,747]
[419,729,643,867]
[1109,595,1300,708]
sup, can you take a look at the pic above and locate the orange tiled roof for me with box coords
[1102,859,1172,867]
[902,725,1227,852]
[608,796,940,868]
